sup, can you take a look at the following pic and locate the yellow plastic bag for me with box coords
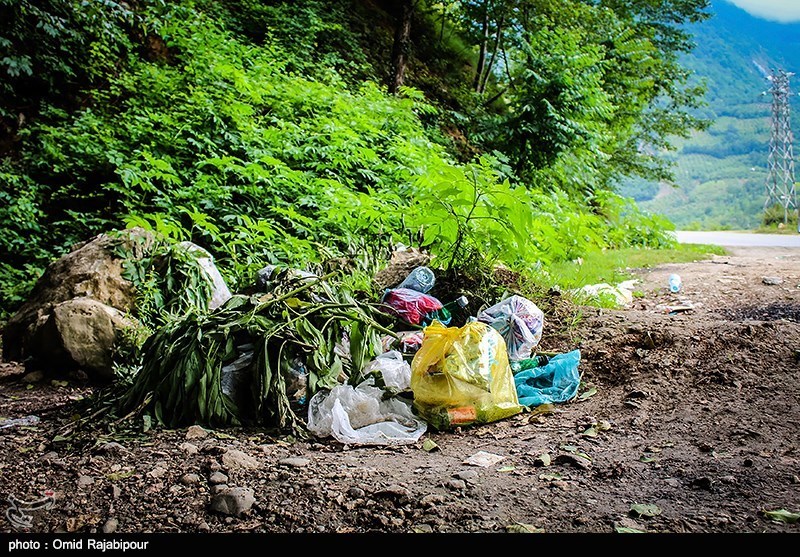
[410,320,522,430]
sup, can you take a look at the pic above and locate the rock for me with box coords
[2,229,150,366]
[102,518,118,534]
[181,474,201,486]
[554,453,591,470]
[185,425,208,440]
[278,457,311,468]
[791,475,800,484]
[420,494,444,508]
[209,472,228,485]
[77,475,94,488]
[22,371,44,383]
[446,479,466,491]
[148,466,167,479]
[111,485,121,499]
[210,484,229,495]
[348,487,365,498]
[665,478,680,488]
[209,487,255,517]
[373,247,431,290]
[32,297,138,381]
[762,276,783,285]
[376,484,411,504]
[691,477,713,490]
[198,522,210,532]
[222,449,260,470]
[412,523,434,533]
[98,442,128,455]
[180,442,199,455]
[454,470,479,483]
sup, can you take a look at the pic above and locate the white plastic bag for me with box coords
[307,379,427,445]
[362,350,411,390]
[477,295,544,361]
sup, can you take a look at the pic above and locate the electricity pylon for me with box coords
[763,68,796,227]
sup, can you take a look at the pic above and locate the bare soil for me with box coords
[1,246,799,536]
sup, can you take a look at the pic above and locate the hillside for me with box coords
[621,0,800,230]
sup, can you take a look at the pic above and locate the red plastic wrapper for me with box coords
[382,288,444,326]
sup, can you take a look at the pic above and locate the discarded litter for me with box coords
[362,350,411,391]
[410,320,522,430]
[463,450,505,467]
[0,415,40,430]
[381,331,424,355]
[381,288,450,326]
[578,280,638,307]
[513,350,581,407]
[477,295,544,361]
[307,378,426,445]
[397,266,436,293]
[668,273,682,293]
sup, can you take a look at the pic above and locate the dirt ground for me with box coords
[1,245,798,536]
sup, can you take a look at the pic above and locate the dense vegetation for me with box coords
[623,0,800,230]
[0,0,715,320]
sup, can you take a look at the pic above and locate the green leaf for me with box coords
[639,456,657,463]
[142,415,152,433]
[630,503,661,518]
[497,465,516,472]
[581,426,598,437]
[763,509,800,524]
[422,439,439,452]
[578,387,597,401]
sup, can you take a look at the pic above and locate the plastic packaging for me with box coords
[256,264,317,291]
[397,266,436,293]
[306,379,427,445]
[410,320,522,430]
[477,295,544,361]
[177,242,233,310]
[362,350,412,391]
[382,288,449,326]
[220,344,255,408]
[668,274,682,293]
[514,349,581,407]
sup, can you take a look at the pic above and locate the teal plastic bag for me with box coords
[513,350,581,407]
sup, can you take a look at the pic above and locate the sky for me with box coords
[723,0,800,23]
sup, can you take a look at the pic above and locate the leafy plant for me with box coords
[118,271,396,435]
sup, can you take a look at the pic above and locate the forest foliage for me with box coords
[0,0,714,319]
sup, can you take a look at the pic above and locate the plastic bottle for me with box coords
[668,273,682,293]
[397,266,436,293]
[423,295,468,326]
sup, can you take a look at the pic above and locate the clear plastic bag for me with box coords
[363,350,411,391]
[410,321,521,430]
[477,295,544,361]
[307,379,427,445]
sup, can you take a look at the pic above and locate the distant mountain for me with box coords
[622,0,800,230]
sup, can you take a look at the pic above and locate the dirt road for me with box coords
[1,246,798,535]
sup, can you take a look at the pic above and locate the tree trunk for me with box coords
[479,12,505,94]
[389,0,414,95]
[473,2,490,92]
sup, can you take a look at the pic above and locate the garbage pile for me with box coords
[118,258,582,445]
